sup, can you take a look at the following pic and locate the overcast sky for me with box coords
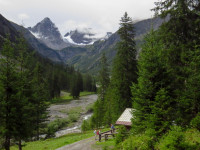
[0,0,156,35]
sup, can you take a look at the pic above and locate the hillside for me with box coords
[66,17,167,74]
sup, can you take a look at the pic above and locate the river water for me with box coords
[55,113,93,137]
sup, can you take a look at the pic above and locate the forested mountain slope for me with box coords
[66,17,167,74]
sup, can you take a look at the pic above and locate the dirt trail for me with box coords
[56,136,101,150]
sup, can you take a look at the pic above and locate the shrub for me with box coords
[45,118,70,138]
[155,126,190,150]
[121,133,154,150]
[115,126,127,145]
[81,118,93,132]
[81,120,90,132]
[68,113,79,122]
[184,128,200,149]
[190,113,200,130]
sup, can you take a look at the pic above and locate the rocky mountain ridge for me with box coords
[28,17,69,50]
[0,14,168,75]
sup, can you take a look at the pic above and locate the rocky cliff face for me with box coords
[28,17,69,50]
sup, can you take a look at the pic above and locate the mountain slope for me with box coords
[66,17,167,74]
[0,14,19,44]
[0,14,62,63]
[28,17,69,50]
[11,22,63,63]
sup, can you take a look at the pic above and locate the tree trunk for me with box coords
[18,139,22,150]
[4,136,10,150]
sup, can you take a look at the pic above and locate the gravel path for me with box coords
[56,137,101,150]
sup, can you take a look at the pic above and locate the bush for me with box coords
[184,128,200,150]
[155,126,190,150]
[45,118,70,138]
[190,113,200,130]
[115,126,127,145]
[121,133,154,150]
[68,113,79,122]
[81,120,90,132]
[81,118,94,132]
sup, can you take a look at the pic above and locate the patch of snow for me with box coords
[30,31,40,39]
[63,35,94,46]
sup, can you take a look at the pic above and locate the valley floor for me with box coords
[48,94,98,137]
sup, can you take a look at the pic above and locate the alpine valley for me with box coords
[0,14,167,74]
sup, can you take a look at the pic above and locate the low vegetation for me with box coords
[51,91,95,104]
[10,131,94,150]
[116,127,200,150]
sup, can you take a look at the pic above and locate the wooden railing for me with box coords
[98,129,117,142]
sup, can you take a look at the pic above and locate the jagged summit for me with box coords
[28,17,69,50]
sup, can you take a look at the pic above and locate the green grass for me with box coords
[79,91,95,97]
[51,91,95,104]
[94,137,115,150]
[59,106,83,114]
[11,131,94,150]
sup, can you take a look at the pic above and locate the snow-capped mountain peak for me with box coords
[63,28,112,45]
[28,17,69,50]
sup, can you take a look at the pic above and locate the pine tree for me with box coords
[91,53,110,127]
[0,36,18,150]
[106,12,137,121]
[12,37,33,150]
[31,63,49,140]
[153,0,200,126]
[131,29,174,135]
[98,53,110,101]
[70,73,80,99]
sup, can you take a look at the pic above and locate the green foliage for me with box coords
[91,99,104,128]
[81,120,90,132]
[119,127,200,150]
[121,134,153,150]
[10,131,94,150]
[184,128,200,149]
[81,117,94,132]
[190,113,200,130]
[155,126,191,150]
[45,118,70,138]
[102,12,138,127]
[98,53,110,101]
[91,53,110,128]
[115,126,127,145]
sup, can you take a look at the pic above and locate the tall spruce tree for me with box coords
[13,37,33,150]
[131,29,175,135]
[105,12,137,121]
[153,0,200,126]
[0,37,18,150]
[91,53,110,127]
[98,53,110,101]
[132,0,200,137]
[31,63,49,140]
